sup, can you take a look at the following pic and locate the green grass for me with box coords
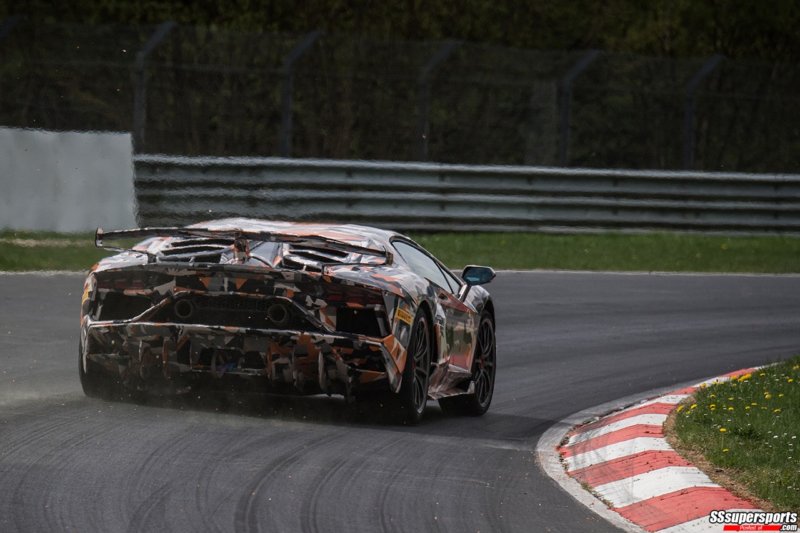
[0,243,108,271]
[2,230,800,272]
[411,232,800,272]
[674,357,800,509]
[0,230,96,240]
[0,231,107,271]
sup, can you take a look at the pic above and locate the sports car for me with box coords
[79,218,496,423]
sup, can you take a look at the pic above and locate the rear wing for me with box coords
[95,226,394,264]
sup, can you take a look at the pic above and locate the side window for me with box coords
[440,265,462,293]
[393,241,455,292]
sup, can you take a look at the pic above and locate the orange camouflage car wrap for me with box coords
[80,218,494,404]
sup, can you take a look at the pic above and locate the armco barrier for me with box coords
[134,155,800,233]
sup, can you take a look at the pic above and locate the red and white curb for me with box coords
[538,367,765,533]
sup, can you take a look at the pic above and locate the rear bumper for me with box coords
[82,320,403,395]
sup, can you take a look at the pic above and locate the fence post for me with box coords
[682,54,724,169]
[0,15,22,41]
[558,50,600,167]
[133,21,176,152]
[278,30,321,158]
[524,81,558,166]
[416,41,459,161]
[0,15,23,113]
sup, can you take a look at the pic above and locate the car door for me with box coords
[392,240,476,373]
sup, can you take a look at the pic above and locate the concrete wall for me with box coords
[0,127,137,232]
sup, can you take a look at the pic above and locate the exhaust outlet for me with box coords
[174,299,195,320]
[267,303,290,327]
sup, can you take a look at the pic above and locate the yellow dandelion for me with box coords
[728,407,734,411]
[788,378,794,383]
[745,406,750,410]
[722,448,729,452]
[751,402,758,406]
[720,428,727,432]
[676,405,684,413]
[760,372,767,376]
[779,393,784,398]
[690,403,697,410]
[774,408,782,414]
[764,393,772,400]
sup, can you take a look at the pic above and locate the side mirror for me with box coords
[461,265,496,286]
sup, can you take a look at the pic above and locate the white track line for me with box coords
[636,394,691,407]
[696,376,733,387]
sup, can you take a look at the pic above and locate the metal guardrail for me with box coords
[134,155,800,234]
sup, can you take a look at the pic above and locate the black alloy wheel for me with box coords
[78,340,120,400]
[397,311,431,424]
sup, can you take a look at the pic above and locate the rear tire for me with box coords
[395,311,431,424]
[439,312,496,416]
[78,341,120,400]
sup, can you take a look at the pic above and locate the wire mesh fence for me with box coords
[2,18,799,173]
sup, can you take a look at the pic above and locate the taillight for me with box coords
[323,286,384,306]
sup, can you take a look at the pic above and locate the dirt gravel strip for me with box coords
[0,238,88,247]
[556,367,768,532]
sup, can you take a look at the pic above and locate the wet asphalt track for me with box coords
[1,272,799,533]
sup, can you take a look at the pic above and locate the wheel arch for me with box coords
[482,297,496,324]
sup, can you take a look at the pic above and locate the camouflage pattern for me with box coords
[80,218,494,401]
